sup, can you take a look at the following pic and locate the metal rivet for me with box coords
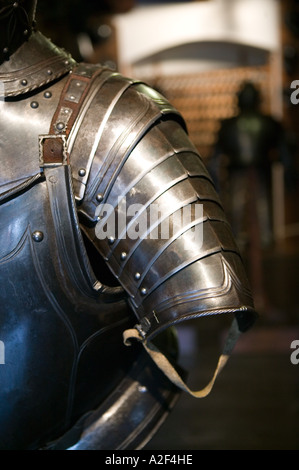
[48,175,57,184]
[120,252,127,261]
[32,231,44,242]
[78,168,86,177]
[140,287,147,296]
[21,79,28,86]
[3,47,8,54]
[56,122,65,131]
[47,69,53,75]
[96,193,103,202]
[13,2,18,7]
[44,91,52,99]
[23,29,28,36]
[138,385,147,393]
[30,101,39,109]
[108,237,115,245]
[142,317,151,327]
[134,272,141,281]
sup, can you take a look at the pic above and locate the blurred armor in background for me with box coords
[0,0,256,450]
[212,82,284,246]
[210,82,291,311]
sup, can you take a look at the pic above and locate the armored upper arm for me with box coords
[0,26,257,449]
[70,73,256,343]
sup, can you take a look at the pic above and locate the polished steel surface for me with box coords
[0,160,139,449]
[0,33,182,450]
[0,32,75,96]
[0,75,65,193]
[0,26,256,450]
[78,79,256,340]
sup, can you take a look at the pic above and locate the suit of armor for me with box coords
[0,1,256,450]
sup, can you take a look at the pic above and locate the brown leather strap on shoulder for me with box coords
[39,64,106,167]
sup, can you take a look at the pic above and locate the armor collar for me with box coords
[0,31,76,97]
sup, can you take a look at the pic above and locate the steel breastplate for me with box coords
[0,148,142,449]
[0,39,179,450]
[0,138,178,451]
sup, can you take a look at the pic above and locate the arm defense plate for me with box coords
[73,73,256,341]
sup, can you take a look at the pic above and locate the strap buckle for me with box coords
[39,134,68,167]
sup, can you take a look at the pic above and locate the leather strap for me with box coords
[123,317,241,398]
[39,64,105,167]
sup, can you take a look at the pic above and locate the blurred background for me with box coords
[36,0,299,450]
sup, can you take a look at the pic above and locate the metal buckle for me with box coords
[39,134,68,167]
